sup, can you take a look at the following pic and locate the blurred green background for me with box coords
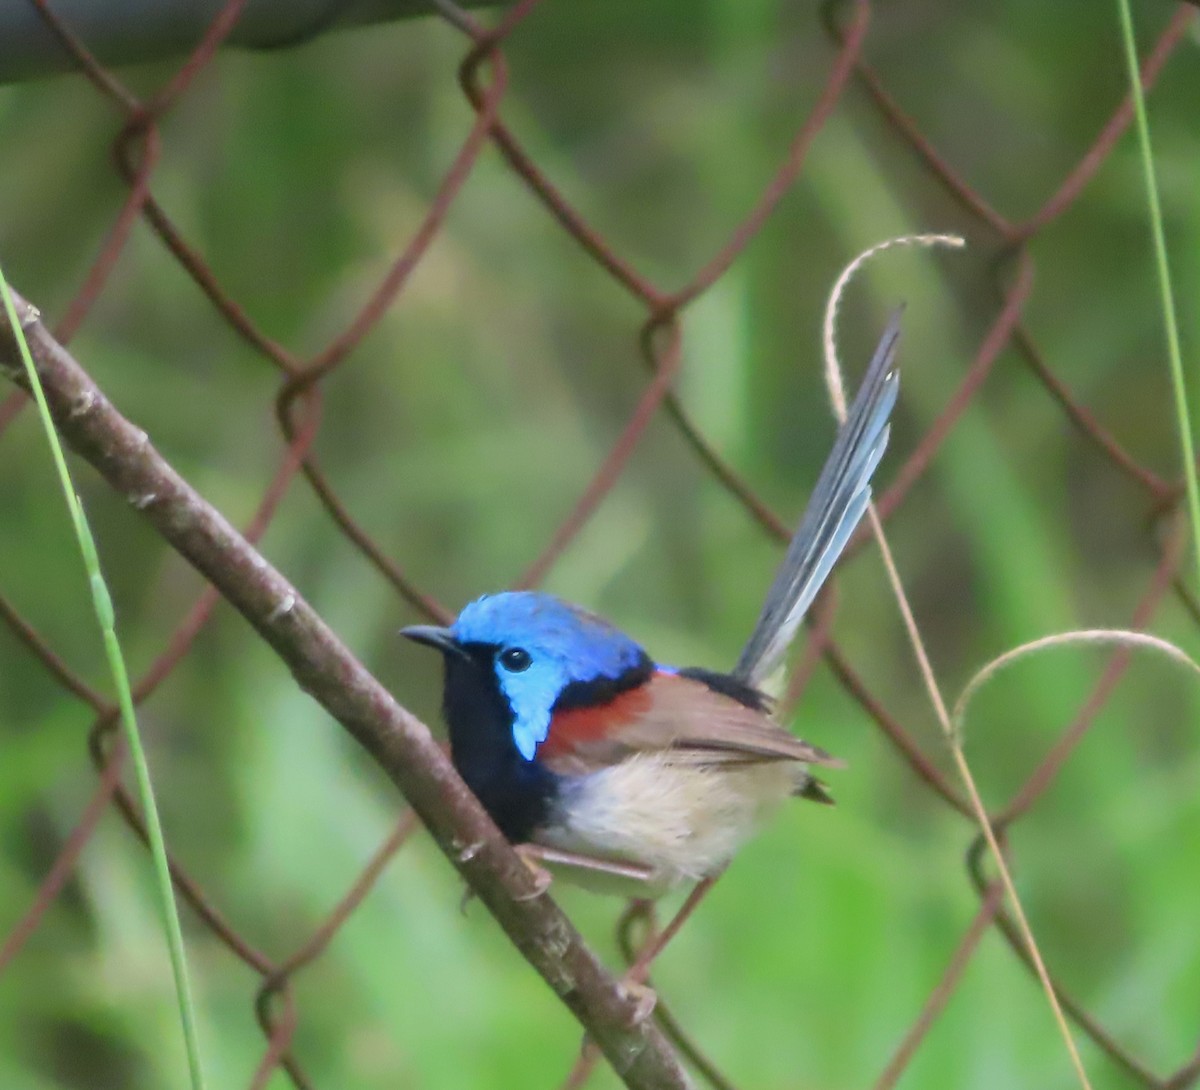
[1,2,1198,1088]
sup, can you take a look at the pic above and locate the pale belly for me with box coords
[535,754,800,892]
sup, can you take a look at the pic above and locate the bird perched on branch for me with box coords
[404,313,900,894]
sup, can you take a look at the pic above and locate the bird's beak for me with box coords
[400,624,467,660]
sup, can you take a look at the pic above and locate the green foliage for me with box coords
[0,3,1197,1088]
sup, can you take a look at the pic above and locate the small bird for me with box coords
[404,314,900,893]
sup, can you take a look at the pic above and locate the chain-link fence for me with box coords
[1,2,1198,1088]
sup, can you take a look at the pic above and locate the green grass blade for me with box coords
[1115,0,1200,592]
[0,274,207,1090]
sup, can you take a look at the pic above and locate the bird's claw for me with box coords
[575,979,657,1058]
[619,979,658,1026]
[513,844,554,900]
[458,844,554,911]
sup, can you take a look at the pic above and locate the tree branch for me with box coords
[0,0,501,85]
[0,290,690,1090]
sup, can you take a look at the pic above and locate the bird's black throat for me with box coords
[440,646,558,844]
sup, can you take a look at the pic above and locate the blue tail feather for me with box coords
[734,310,901,686]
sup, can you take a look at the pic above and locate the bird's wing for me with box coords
[538,670,843,776]
[734,311,901,689]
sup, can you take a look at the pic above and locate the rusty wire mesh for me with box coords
[1,1,1198,1088]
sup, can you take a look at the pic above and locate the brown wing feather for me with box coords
[541,671,843,777]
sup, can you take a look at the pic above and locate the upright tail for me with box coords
[734,310,901,688]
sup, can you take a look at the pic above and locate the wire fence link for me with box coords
[1,1,1197,1087]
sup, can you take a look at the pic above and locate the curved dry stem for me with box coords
[821,232,964,414]
[820,235,1096,1090]
[954,628,1200,743]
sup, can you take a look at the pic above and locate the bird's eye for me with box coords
[499,647,532,673]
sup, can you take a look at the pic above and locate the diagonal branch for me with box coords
[0,289,689,1090]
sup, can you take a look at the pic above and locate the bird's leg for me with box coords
[463,845,659,912]
[512,850,665,1032]
[517,848,672,1027]
[516,843,659,887]
[621,868,725,990]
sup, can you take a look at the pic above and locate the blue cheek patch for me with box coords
[499,661,569,760]
[512,715,546,761]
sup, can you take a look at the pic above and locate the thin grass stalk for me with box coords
[0,272,207,1090]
